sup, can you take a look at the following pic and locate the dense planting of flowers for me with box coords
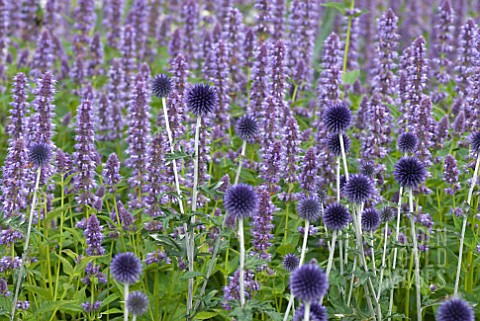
[2,0,480,320]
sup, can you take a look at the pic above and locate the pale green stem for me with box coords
[11,167,41,321]
[454,151,480,295]
[377,223,389,300]
[187,116,202,315]
[238,218,246,307]
[370,231,377,276]
[124,284,129,321]
[346,256,357,306]
[409,189,422,321]
[235,141,247,184]
[388,186,404,321]
[283,220,310,321]
[304,301,310,321]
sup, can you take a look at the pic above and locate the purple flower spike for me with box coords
[8,73,29,140]
[251,186,275,260]
[84,214,105,256]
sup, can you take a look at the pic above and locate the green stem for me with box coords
[409,189,422,321]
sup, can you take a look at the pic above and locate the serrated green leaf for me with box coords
[343,70,360,84]
[180,271,204,280]
[321,2,346,14]
[195,311,218,320]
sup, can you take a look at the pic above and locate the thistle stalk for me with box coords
[409,189,422,321]
[388,185,403,320]
[11,167,42,321]
[124,283,129,321]
[304,301,311,321]
[454,151,480,295]
[238,218,246,307]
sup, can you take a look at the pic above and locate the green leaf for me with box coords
[343,70,360,84]
[195,311,218,320]
[101,308,124,314]
[276,244,296,256]
[180,271,204,280]
[321,2,346,14]
[55,253,74,277]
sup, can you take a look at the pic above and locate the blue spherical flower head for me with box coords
[360,160,376,177]
[327,133,350,156]
[323,202,351,231]
[393,156,427,188]
[361,208,381,232]
[293,303,328,321]
[28,142,52,167]
[151,74,172,98]
[297,196,322,222]
[235,114,258,142]
[290,264,329,302]
[186,83,217,117]
[283,254,300,272]
[323,102,352,134]
[397,132,418,154]
[437,298,474,321]
[110,252,142,284]
[126,291,149,316]
[470,132,480,153]
[224,184,258,219]
[344,174,375,203]
[380,206,395,222]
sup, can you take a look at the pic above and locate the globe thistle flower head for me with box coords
[323,202,351,231]
[186,83,218,117]
[437,298,474,321]
[470,132,480,153]
[344,174,375,203]
[110,252,142,284]
[290,264,329,302]
[393,156,427,188]
[224,184,258,219]
[235,114,258,142]
[28,142,52,167]
[297,196,322,222]
[151,74,172,98]
[283,254,300,272]
[323,102,352,134]
[380,206,395,222]
[327,133,350,156]
[397,132,418,154]
[293,302,328,321]
[361,208,381,232]
[360,160,376,177]
[126,291,149,316]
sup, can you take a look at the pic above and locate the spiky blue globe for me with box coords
[360,160,376,177]
[110,252,142,285]
[393,156,427,188]
[380,206,395,222]
[186,83,217,117]
[235,114,258,142]
[28,142,52,167]
[293,303,328,321]
[327,133,350,156]
[224,184,258,219]
[283,254,300,272]
[151,74,172,98]
[297,196,322,221]
[344,174,375,203]
[397,132,418,154]
[470,132,480,153]
[323,202,351,231]
[126,291,149,316]
[290,264,329,302]
[437,298,474,321]
[361,208,381,232]
[323,102,352,134]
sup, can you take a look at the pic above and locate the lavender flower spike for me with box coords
[85,214,105,256]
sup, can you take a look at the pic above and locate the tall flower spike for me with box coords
[125,0,148,59]
[223,7,246,94]
[85,214,105,256]
[30,29,54,78]
[145,133,168,217]
[102,153,121,192]
[105,0,124,49]
[316,32,342,108]
[181,0,199,67]
[254,0,271,38]
[300,146,318,193]
[8,73,29,140]
[0,138,29,218]
[372,9,399,100]
[260,140,285,193]
[465,65,480,130]
[248,43,270,117]
[455,18,477,95]
[73,98,97,206]
[95,93,110,141]
[272,0,286,40]
[269,40,288,122]
[121,25,137,88]
[251,186,275,260]
[413,97,434,166]
[432,1,455,85]
[260,96,280,147]
[283,113,300,184]
[361,94,391,162]
[87,32,104,76]
[28,72,56,146]
[126,73,151,209]
[170,53,189,99]
[443,154,460,195]
[73,0,95,57]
